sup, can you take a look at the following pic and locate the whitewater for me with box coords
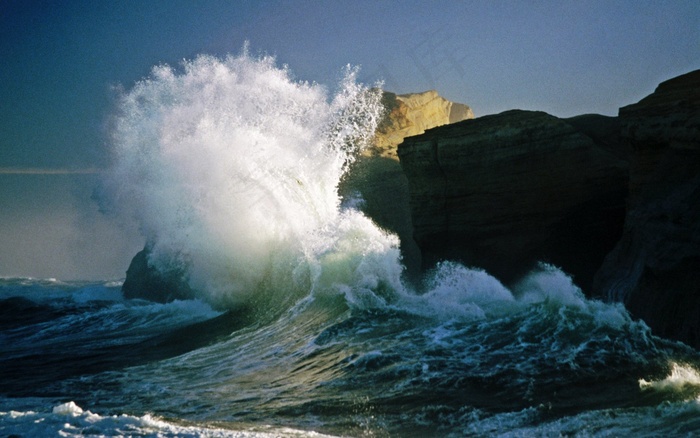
[3,50,700,437]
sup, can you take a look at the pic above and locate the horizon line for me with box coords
[0,167,104,175]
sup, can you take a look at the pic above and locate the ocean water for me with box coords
[3,51,700,437]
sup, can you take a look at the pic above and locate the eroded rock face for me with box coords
[398,110,629,291]
[593,70,700,346]
[372,90,473,159]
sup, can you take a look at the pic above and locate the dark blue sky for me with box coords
[0,0,698,279]
[2,0,698,170]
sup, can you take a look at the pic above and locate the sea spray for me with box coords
[639,362,700,401]
[106,50,391,308]
[100,48,658,365]
[104,48,621,319]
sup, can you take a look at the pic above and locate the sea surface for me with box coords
[3,50,700,437]
[3,274,700,437]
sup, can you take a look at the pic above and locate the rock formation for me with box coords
[398,109,629,291]
[341,90,473,279]
[397,69,700,348]
[371,90,473,159]
[593,69,700,346]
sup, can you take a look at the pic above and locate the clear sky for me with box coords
[1,0,698,279]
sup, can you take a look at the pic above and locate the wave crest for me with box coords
[105,49,387,309]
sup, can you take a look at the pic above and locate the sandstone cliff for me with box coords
[593,70,700,346]
[398,110,629,291]
[371,90,474,159]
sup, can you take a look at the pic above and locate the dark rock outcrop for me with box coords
[339,155,422,280]
[122,247,193,302]
[564,114,627,160]
[398,109,629,291]
[593,70,700,346]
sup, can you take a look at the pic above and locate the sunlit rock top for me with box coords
[370,90,473,159]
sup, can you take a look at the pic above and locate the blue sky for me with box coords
[0,0,698,279]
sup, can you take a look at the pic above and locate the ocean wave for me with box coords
[0,401,337,438]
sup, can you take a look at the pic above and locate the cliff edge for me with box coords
[398,110,628,291]
[593,69,700,346]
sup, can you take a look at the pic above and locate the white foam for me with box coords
[399,261,515,320]
[106,48,386,309]
[51,401,84,415]
[306,210,404,305]
[640,362,700,394]
[512,262,586,308]
[1,401,337,437]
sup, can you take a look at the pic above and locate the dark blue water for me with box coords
[2,272,700,437]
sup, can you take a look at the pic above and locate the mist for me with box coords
[0,174,142,280]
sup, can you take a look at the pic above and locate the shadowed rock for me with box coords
[398,109,629,292]
[593,69,700,347]
[122,247,193,302]
[339,155,422,281]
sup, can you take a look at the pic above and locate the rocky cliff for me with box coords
[398,109,629,291]
[371,90,474,159]
[593,70,700,346]
[398,70,700,348]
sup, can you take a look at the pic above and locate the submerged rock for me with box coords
[122,247,193,303]
[593,69,700,347]
[398,109,629,292]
